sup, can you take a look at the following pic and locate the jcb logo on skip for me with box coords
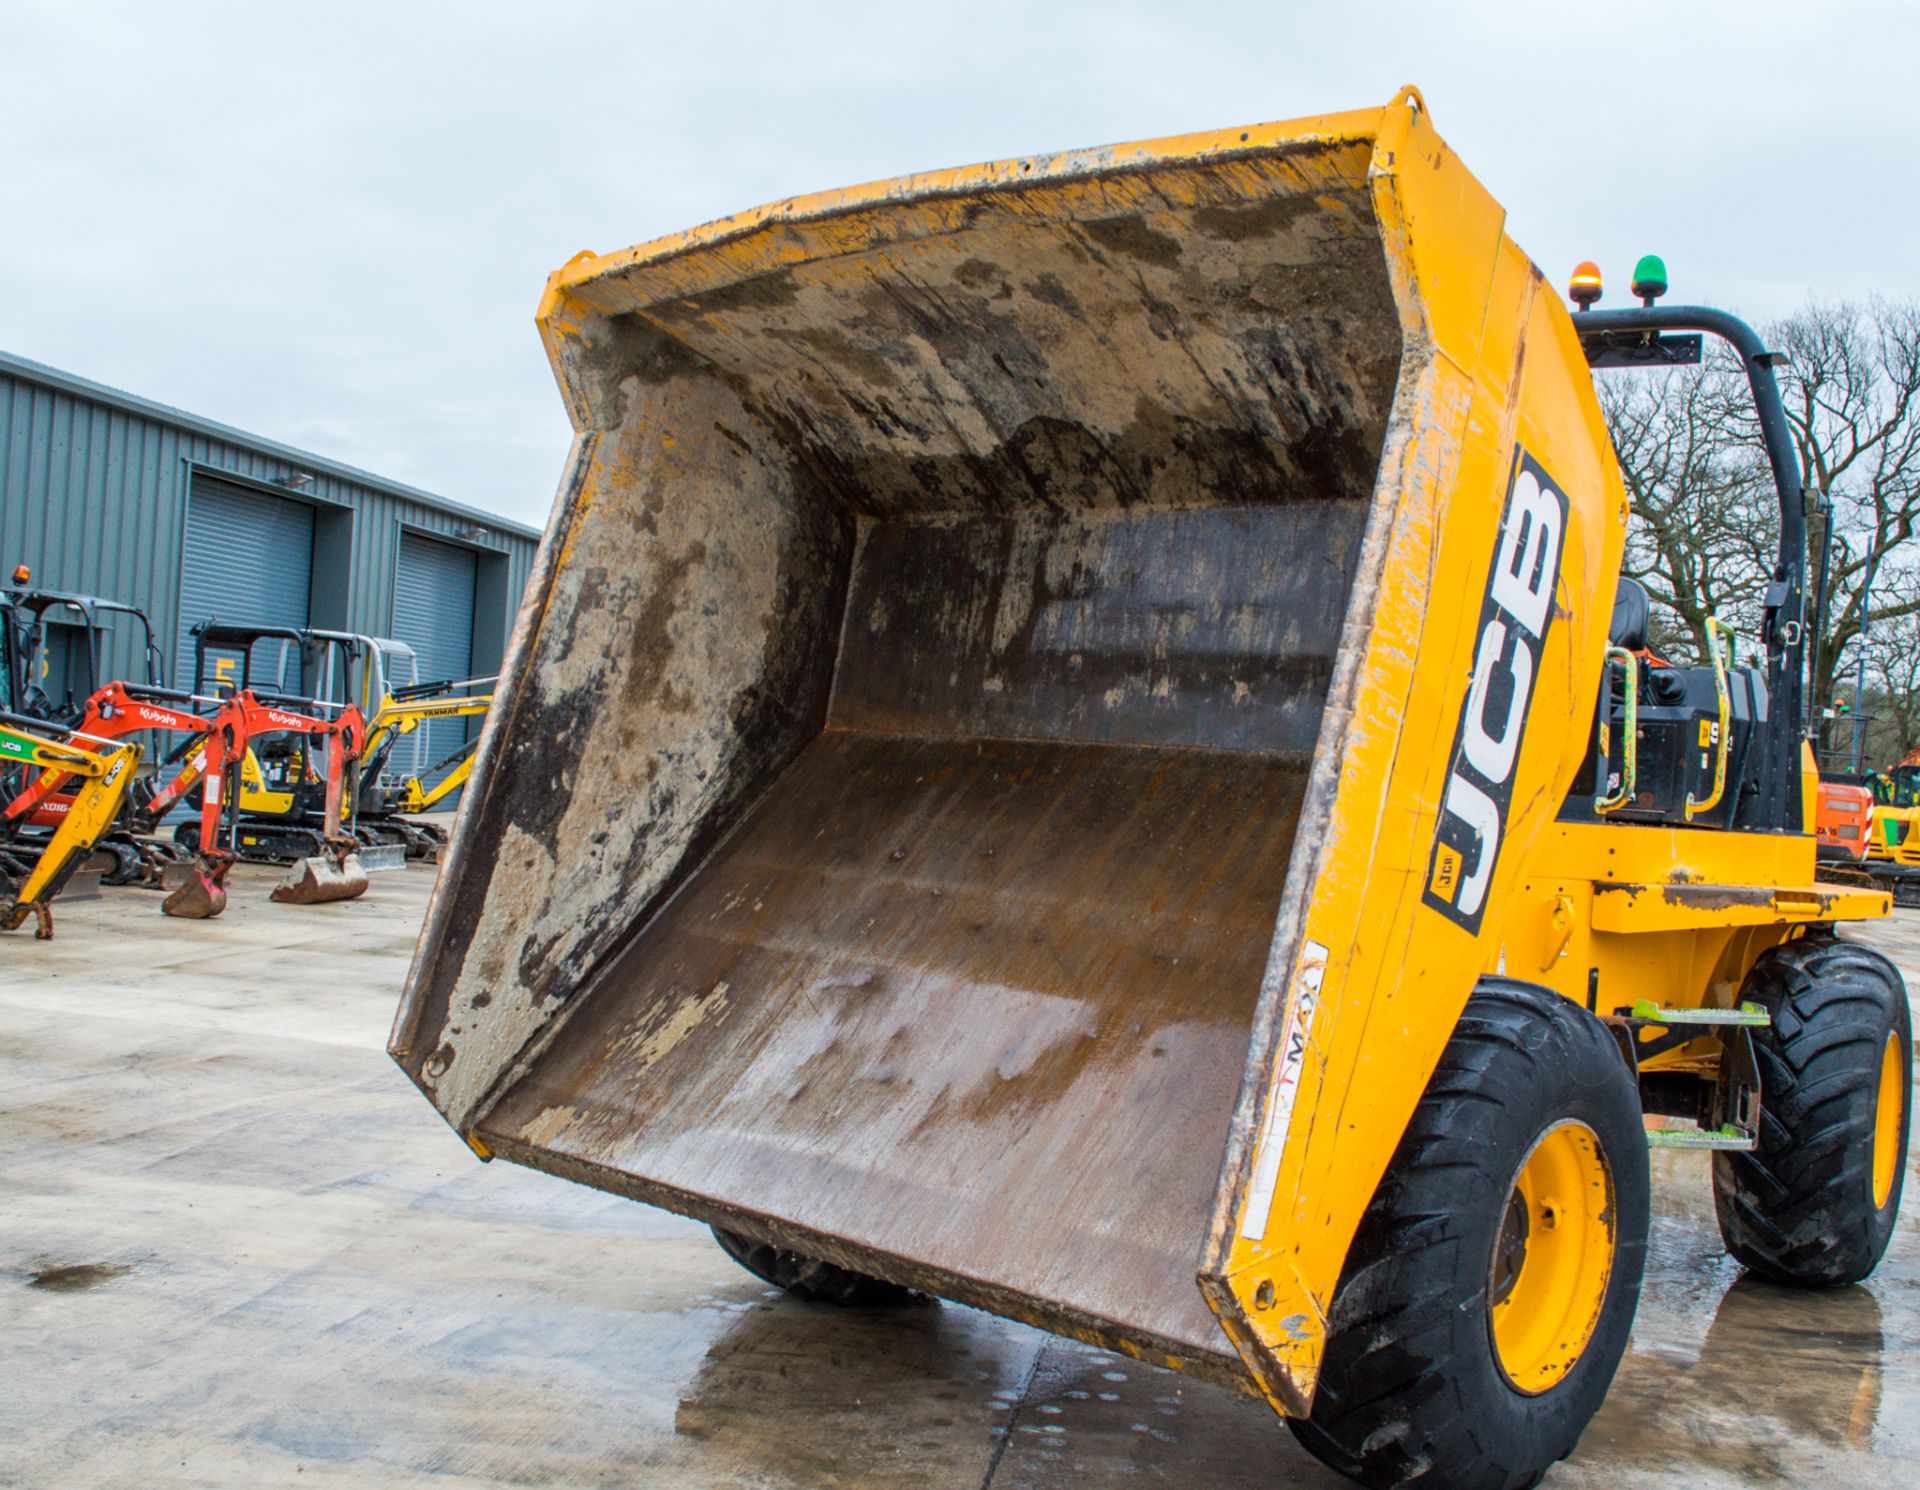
[1423,451,1569,933]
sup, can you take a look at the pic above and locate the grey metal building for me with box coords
[0,350,540,713]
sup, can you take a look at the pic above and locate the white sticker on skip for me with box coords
[1238,938,1329,1242]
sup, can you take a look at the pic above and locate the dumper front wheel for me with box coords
[1713,936,1910,1286]
[1290,980,1649,1490]
[710,1227,920,1306]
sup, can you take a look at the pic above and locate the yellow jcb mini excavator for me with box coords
[354,667,494,859]
[389,90,1910,1490]
[0,712,140,938]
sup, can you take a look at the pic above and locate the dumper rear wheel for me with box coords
[1713,936,1910,1286]
[710,1226,919,1306]
[1290,979,1648,1490]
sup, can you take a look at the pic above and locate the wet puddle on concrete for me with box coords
[1,874,1912,1488]
[26,1261,134,1292]
[663,1142,1919,1489]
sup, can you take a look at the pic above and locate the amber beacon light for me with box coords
[1569,260,1603,310]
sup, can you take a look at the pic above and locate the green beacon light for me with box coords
[1631,254,1669,307]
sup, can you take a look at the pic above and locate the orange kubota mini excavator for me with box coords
[159,689,369,918]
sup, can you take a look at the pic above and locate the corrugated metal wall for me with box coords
[0,354,540,693]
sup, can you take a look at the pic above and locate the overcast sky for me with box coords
[4,1,1912,529]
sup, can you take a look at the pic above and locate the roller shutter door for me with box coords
[393,531,478,771]
[176,475,314,691]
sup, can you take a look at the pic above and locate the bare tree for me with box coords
[1600,298,1920,715]
[1600,347,1770,662]
[1781,300,1920,708]
[1830,581,1920,768]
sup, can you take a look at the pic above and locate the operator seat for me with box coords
[1610,576,1651,651]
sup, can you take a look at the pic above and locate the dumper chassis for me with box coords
[390,89,1910,1490]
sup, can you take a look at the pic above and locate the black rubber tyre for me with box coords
[711,1226,920,1306]
[1289,979,1650,1490]
[1713,935,1910,1287]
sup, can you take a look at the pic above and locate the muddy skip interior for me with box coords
[437,144,1407,1371]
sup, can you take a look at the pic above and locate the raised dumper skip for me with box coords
[390,88,1912,1490]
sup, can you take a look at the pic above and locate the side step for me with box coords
[1627,1000,1770,1027]
[1609,1002,1770,1154]
[1646,1124,1756,1152]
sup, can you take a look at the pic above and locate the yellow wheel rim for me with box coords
[1488,1121,1616,1394]
[1872,1031,1904,1212]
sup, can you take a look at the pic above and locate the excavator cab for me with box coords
[186,623,361,823]
[0,573,167,724]
[0,591,19,718]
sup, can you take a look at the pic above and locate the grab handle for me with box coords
[1685,618,1733,820]
[1593,648,1639,814]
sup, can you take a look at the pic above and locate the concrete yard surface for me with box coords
[1,865,1916,1488]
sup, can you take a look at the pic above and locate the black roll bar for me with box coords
[1575,304,1807,825]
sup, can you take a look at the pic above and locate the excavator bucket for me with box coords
[269,710,371,905]
[271,842,370,904]
[161,855,230,919]
[393,92,1625,1411]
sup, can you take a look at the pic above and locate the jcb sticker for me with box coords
[1422,450,1569,933]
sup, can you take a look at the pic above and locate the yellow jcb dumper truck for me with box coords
[391,89,1912,1489]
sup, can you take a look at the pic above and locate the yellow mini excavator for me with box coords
[389,91,1910,1490]
[353,666,493,859]
[1,712,141,938]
